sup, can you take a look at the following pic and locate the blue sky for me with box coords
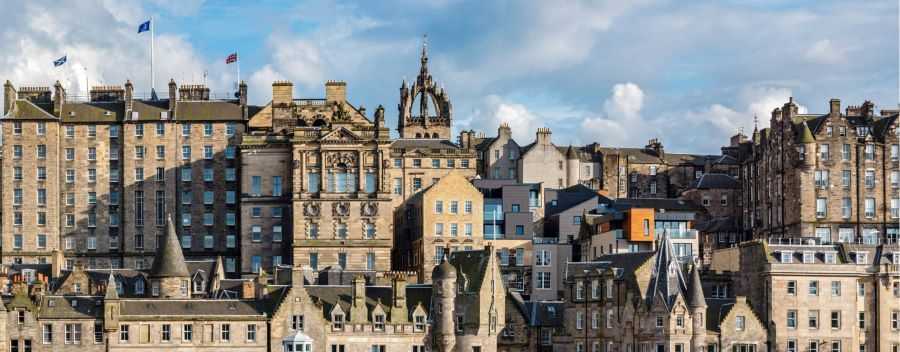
[0,0,896,153]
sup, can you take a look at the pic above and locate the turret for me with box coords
[687,265,707,352]
[431,249,457,352]
[104,272,121,333]
[149,217,191,298]
[798,122,815,166]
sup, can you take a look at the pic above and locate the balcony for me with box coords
[655,229,697,239]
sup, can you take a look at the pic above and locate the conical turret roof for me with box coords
[105,272,119,300]
[686,265,706,308]
[798,122,815,143]
[149,217,190,278]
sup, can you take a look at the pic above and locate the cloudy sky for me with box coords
[1,0,896,153]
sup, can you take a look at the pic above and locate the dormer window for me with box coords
[332,313,344,331]
[802,251,815,264]
[824,252,837,264]
[73,283,81,294]
[17,310,25,324]
[893,252,900,264]
[116,278,125,296]
[414,315,426,332]
[780,251,793,264]
[374,314,385,331]
[135,279,145,295]
[151,281,160,297]
[855,252,868,265]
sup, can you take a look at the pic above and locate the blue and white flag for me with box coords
[53,56,67,67]
[137,20,151,33]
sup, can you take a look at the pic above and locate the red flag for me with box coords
[226,53,238,64]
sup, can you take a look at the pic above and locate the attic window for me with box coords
[779,251,793,264]
[332,313,344,331]
[106,111,113,116]
[414,315,426,332]
[374,314,385,331]
[160,111,168,120]
[71,299,78,307]
[69,111,76,116]
[48,299,55,307]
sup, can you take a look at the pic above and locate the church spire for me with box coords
[420,34,429,74]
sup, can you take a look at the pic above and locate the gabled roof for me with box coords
[304,284,432,322]
[691,173,739,189]
[614,198,703,212]
[3,100,57,120]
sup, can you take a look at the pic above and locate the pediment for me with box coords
[319,127,361,143]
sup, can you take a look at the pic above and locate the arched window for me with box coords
[432,133,439,139]
[312,119,327,127]
[415,133,422,138]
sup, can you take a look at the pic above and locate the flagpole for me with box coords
[150,16,155,95]
[237,50,240,87]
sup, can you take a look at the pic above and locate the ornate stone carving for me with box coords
[361,202,378,217]
[333,202,350,217]
[326,152,357,168]
[303,203,320,217]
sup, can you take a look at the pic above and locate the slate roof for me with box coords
[130,100,170,121]
[304,284,432,322]
[694,217,740,233]
[60,101,124,123]
[391,138,462,150]
[448,249,492,293]
[613,198,704,212]
[705,298,736,333]
[39,296,103,319]
[691,173,739,189]
[3,100,57,120]
[119,299,268,318]
[175,101,243,121]
[149,218,190,278]
[523,301,565,327]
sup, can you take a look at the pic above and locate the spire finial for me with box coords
[753,115,759,130]
[421,34,428,62]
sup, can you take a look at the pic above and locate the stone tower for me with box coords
[149,217,191,298]
[398,38,452,139]
[431,250,457,352]
[687,265,707,352]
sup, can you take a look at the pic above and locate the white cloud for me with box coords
[603,82,644,119]
[804,39,847,65]
[0,0,216,108]
[457,95,540,142]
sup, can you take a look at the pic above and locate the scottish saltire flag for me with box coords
[137,20,151,33]
[53,56,67,67]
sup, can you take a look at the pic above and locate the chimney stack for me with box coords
[238,80,248,106]
[167,79,177,112]
[53,81,66,117]
[3,80,15,115]
[241,280,255,299]
[124,80,134,112]
[272,81,293,107]
[325,80,347,104]
[536,127,552,146]
[829,99,841,115]
[390,272,408,323]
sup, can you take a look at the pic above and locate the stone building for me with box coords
[395,172,484,282]
[710,239,900,352]
[738,98,900,243]
[560,235,766,352]
[245,80,393,273]
[1,80,247,270]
